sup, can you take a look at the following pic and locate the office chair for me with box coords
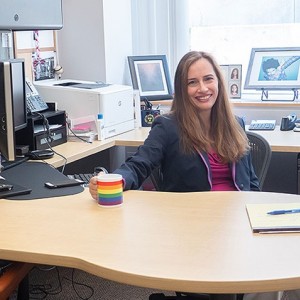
[0,262,33,300]
[246,131,272,189]
[149,166,163,191]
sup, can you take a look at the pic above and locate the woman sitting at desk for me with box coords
[90,50,259,194]
[89,50,267,299]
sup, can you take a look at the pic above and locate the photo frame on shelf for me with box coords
[220,64,242,99]
[128,55,173,101]
[244,47,300,90]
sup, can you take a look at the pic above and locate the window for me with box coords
[188,0,300,98]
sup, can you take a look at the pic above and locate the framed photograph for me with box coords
[244,47,300,90]
[128,55,173,101]
[220,64,242,99]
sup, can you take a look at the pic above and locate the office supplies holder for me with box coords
[16,110,67,151]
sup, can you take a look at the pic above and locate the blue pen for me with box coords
[267,209,300,215]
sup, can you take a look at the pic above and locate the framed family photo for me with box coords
[128,55,173,101]
[244,47,300,90]
[220,64,242,99]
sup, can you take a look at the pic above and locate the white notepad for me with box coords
[246,203,300,233]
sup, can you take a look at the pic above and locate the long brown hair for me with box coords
[170,51,249,163]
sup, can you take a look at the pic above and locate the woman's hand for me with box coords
[89,176,98,200]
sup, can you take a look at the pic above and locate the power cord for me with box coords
[29,266,94,299]
[31,112,68,173]
[29,266,63,299]
[32,112,53,144]
[62,268,94,300]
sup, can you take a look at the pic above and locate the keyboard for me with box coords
[67,173,95,186]
[67,168,108,186]
[248,120,276,131]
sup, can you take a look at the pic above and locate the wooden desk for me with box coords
[42,126,300,195]
[46,137,116,168]
[45,126,300,169]
[1,190,300,294]
[246,126,300,153]
[115,126,300,153]
[45,128,151,168]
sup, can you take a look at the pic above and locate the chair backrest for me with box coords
[246,131,272,189]
[149,167,163,191]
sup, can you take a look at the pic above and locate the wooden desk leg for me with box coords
[211,294,237,300]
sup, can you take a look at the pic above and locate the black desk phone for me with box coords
[25,78,48,113]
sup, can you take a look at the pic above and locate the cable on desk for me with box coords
[32,112,53,144]
[40,134,68,174]
[31,112,68,173]
[66,119,93,144]
[50,147,68,174]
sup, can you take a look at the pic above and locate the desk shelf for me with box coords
[16,110,67,151]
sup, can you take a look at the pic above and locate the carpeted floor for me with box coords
[9,265,176,299]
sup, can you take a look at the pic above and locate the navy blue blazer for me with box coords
[114,114,260,192]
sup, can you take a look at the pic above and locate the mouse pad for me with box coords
[0,179,32,198]
[1,162,84,200]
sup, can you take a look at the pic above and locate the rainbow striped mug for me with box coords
[97,174,123,207]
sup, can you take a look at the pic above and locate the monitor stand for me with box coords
[0,155,29,171]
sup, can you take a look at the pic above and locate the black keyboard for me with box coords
[67,173,95,186]
[67,168,108,186]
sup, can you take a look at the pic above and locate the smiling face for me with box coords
[187,58,218,117]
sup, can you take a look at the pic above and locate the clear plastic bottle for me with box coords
[97,113,105,141]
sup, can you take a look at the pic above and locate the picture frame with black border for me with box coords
[127,55,173,101]
[220,64,242,99]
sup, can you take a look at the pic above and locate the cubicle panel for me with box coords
[263,152,298,194]
[61,149,111,175]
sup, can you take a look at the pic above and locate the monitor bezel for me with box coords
[0,61,16,161]
[10,59,27,131]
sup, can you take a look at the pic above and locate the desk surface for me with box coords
[47,126,300,168]
[1,190,300,294]
[116,126,300,153]
[246,125,300,153]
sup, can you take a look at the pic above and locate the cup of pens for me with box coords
[97,174,123,207]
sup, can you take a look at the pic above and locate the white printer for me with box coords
[34,79,134,139]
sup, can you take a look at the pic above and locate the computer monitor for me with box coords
[0,0,63,30]
[0,59,27,161]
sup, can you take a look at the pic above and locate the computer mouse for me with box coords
[26,149,54,160]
